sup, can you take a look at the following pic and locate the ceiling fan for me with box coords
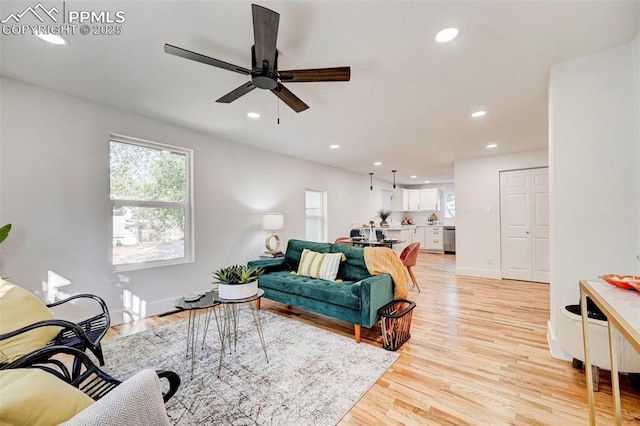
[164,4,351,113]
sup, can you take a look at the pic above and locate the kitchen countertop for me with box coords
[378,224,454,230]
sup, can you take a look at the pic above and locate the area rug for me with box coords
[102,308,399,425]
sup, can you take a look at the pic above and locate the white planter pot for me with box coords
[218,280,258,300]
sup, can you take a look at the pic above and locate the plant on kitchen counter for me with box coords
[377,209,392,227]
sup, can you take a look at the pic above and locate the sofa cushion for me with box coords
[0,280,61,363]
[284,239,332,271]
[0,368,95,426]
[258,271,360,310]
[330,244,371,282]
[296,249,345,281]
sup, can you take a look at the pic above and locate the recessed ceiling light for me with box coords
[329,144,340,149]
[247,112,260,119]
[486,143,498,149]
[435,28,459,43]
[471,110,487,118]
[424,180,431,184]
[374,161,382,166]
[35,33,67,45]
[410,175,417,179]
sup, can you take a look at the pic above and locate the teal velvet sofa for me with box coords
[248,239,395,343]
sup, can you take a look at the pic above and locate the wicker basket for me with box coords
[377,299,416,351]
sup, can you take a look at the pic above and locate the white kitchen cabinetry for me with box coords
[392,188,441,212]
[425,226,444,253]
[412,226,427,248]
[407,190,420,211]
[390,190,405,212]
[419,189,440,211]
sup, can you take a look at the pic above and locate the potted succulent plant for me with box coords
[213,264,264,300]
[377,209,392,227]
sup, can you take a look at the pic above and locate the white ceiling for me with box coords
[1,1,638,184]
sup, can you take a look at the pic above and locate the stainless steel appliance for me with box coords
[444,226,456,254]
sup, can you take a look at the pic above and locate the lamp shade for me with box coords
[262,213,284,231]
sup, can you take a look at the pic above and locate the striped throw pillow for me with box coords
[296,249,346,281]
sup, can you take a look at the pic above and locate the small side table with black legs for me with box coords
[212,288,268,377]
[174,292,220,379]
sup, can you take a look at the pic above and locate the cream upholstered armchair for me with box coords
[0,280,110,368]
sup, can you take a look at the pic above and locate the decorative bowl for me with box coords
[600,274,640,291]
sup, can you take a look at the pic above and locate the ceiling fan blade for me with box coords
[216,82,256,103]
[271,83,309,113]
[164,44,251,76]
[279,67,351,83]
[252,4,279,71]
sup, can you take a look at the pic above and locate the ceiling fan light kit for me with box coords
[164,4,351,113]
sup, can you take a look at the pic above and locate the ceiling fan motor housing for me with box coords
[251,45,278,90]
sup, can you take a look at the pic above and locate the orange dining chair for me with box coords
[334,237,353,246]
[400,242,421,292]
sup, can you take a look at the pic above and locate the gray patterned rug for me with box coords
[102,308,399,425]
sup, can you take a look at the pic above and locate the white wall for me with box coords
[0,77,385,324]
[548,39,639,359]
[636,32,640,257]
[454,149,548,278]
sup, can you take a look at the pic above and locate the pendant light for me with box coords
[391,170,397,189]
[369,172,374,191]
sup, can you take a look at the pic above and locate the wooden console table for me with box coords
[579,280,640,425]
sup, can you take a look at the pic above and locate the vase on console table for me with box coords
[368,223,377,242]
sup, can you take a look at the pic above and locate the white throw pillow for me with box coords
[296,249,345,281]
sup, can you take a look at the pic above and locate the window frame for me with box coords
[305,189,327,242]
[109,134,194,271]
[444,192,456,219]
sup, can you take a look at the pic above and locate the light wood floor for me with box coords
[107,254,640,425]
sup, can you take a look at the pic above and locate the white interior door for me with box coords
[500,170,532,281]
[531,169,550,282]
[500,168,549,283]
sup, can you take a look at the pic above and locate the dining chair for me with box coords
[334,237,353,246]
[399,242,421,292]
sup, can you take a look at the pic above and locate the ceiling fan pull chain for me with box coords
[277,98,280,125]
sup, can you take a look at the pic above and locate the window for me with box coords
[305,190,327,242]
[444,192,456,219]
[110,135,193,270]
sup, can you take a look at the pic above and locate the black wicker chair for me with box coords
[2,345,180,403]
[0,293,110,366]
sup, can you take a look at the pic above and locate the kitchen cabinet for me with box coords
[392,188,441,212]
[419,188,440,211]
[425,226,444,253]
[412,226,427,248]
[390,190,405,212]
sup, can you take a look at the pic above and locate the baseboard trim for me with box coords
[454,267,502,279]
[547,320,571,361]
[110,297,183,326]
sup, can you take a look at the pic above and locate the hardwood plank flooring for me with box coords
[106,253,640,425]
